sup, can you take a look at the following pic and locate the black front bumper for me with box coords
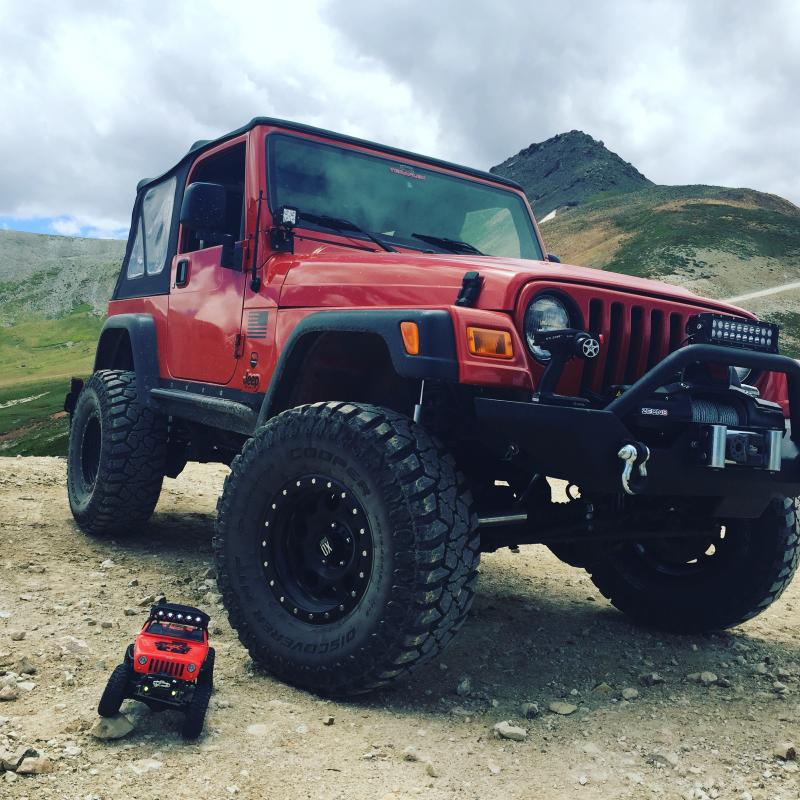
[475,344,800,517]
[132,674,196,709]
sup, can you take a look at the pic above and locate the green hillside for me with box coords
[0,230,122,456]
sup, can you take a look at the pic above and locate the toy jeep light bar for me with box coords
[149,601,210,629]
[687,313,779,353]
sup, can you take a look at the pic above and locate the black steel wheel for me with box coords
[214,402,479,695]
[586,497,800,632]
[261,475,374,625]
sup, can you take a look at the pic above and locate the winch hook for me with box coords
[617,442,651,496]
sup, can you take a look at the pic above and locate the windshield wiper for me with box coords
[411,233,484,255]
[297,212,396,252]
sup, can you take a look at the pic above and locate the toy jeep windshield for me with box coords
[67,117,800,696]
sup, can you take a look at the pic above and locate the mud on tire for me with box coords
[213,401,479,695]
[67,370,166,536]
[586,496,800,632]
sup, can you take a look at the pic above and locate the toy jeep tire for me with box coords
[182,682,212,740]
[200,647,215,688]
[586,496,800,632]
[67,370,166,536]
[214,401,479,695]
[98,662,132,717]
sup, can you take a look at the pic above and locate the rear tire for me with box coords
[214,402,479,695]
[67,369,166,536]
[586,497,799,632]
[98,663,132,717]
[181,683,212,740]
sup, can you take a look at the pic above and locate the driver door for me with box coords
[167,139,248,384]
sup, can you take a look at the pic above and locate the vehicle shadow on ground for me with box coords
[112,511,800,724]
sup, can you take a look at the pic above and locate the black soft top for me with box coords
[136,116,523,194]
[148,601,209,629]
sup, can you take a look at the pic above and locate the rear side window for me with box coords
[126,177,176,279]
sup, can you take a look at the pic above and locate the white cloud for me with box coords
[49,218,82,236]
[0,0,797,239]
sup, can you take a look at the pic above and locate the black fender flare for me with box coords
[257,309,458,426]
[94,314,160,403]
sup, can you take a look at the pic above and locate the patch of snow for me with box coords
[538,209,557,224]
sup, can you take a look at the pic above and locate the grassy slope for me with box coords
[543,185,800,274]
[0,307,105,456]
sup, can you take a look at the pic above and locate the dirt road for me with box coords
[1,457,799,800]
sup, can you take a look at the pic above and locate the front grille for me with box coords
[579,298,692,397]
[149,658,185,678]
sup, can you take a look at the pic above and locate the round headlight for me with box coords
[187,663,197,674]
[524,295,570,361]
[138,655,147,665]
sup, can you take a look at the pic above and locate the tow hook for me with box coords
[617,442,651,495]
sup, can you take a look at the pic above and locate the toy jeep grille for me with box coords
[150,658,185,678]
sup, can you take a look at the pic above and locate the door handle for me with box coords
[175,259,189,287]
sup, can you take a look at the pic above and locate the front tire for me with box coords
[67,370,166,536]
[98,663,132,717]
[181,683,212,740]
[586,497,799,632]
[214,402,479,695]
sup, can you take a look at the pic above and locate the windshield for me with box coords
[267,134,544,260]
[146,621,204,642]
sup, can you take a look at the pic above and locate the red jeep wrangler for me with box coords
[66,117,800,696]
[98,602,214,739]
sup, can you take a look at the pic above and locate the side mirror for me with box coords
[180,182,226,230]
[547,253,561,263]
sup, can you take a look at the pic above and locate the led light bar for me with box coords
[687,313,779,354]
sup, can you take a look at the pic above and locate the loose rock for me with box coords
[0,684,19,701]
[493,720,527,741]
[699,671,718,686]
[17,755,54,775]
[621,688,639,701]
[456,676,472,697]
[772,742,797,761]
[90,713,135,740]
[549,701,578,715]
[0,745,38,771]
[520,702,540,719]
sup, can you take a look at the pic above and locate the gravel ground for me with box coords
[1,457,799,800]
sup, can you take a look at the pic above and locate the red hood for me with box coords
[277,251,750,316]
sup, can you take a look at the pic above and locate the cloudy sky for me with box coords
[0,0,798,239]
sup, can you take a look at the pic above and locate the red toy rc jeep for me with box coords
[98,602,214,739]
[67,117,800,696]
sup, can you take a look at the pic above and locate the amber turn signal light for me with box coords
[400,321,420,355]
[466,327,513,359]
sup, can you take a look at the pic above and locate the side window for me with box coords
[182,143,246,253]
[142,177,176,275]
[125,176,176,279]
[127,220,145,278]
